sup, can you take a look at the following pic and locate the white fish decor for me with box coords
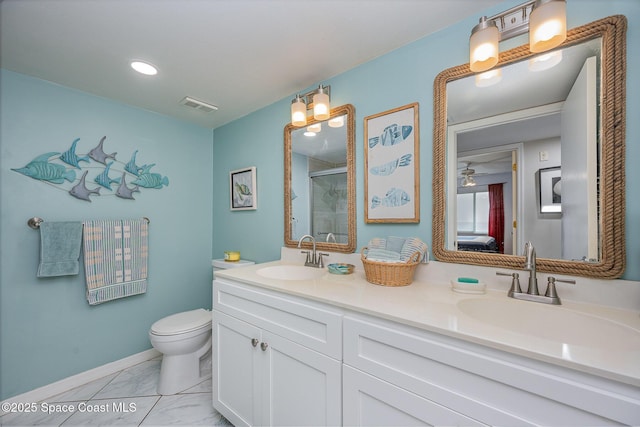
[12,136,169,202]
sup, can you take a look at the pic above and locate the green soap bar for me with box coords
[458,277,479,284]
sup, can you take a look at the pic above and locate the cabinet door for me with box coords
[343,365,485,427]
[213,311,262,427]
[262,331,342,427]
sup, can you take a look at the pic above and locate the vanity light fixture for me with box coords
[291,94,307,126]
[469,0,566,73]
[528,49,563,71]
[307,123,322,133]
[131,60,158,76]
[328,115,345,128]
[475,68,502,87]
[290,84,331,126]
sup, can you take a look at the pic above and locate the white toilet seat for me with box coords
[150,308,211,336]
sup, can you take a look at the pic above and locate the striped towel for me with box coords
[83,219,148,305]
[400,237,428,263]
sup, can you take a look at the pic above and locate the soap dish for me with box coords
[451,279,486,294]
[328,263,355,275]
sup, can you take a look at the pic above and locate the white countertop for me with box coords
[215,260,640,387]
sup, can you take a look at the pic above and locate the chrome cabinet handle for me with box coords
[251,338,259,347]
[260,342,268,351]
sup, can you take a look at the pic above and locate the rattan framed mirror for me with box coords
[433,16,626,278]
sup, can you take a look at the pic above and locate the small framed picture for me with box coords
[230,167,257,211]
[539,166,561,213]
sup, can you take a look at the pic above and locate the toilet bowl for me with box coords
[149,308,212,395]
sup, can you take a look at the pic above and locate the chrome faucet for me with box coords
[297,235,328,268]
[326,232,337,243]
[496,241,575,305]
[523,241,539,295]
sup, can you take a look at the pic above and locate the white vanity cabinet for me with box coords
[343,313,640,426]
[213,270,639,426]
[212,278,342,427]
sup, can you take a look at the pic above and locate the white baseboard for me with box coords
[1,348,161,405]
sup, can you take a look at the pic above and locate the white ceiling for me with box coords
[0,0,502,129]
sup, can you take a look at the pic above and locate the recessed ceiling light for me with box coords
[131,61,158,76]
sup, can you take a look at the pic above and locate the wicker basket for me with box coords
[360,247,421,287]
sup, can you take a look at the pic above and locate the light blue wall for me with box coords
[212,0,640,280]
[0,70,214,399]
[2,0,637,401]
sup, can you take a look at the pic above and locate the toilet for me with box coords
[149,308,212,395]
[149,258,255,395]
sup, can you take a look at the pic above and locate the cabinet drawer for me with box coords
[343,365,485,427]
[213,278,342,359]
[344,314,640,426]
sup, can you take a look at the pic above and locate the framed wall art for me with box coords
[364,102,419,223]
[230,166,257,211]
[539,166,562,213]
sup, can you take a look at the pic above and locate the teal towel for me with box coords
[37,221,83,277]
[385,236,406,253]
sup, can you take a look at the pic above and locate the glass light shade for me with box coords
[313,89,330,121]
[307,123,321,133]
[291,96,307,127]
[328,115,344,128]
[529,0,567,53]
[475,68,502,87]
[469,19,499,72]
[528,49,563,72]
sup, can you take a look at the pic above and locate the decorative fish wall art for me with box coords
[369,153,412,176]
[368,124,413,149]
[370,187,411,209]
[12,136,169,202]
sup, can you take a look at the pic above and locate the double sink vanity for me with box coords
[212,13,637,427]
[212,253,640,426]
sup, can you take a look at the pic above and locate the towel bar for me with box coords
[28,216,150,229]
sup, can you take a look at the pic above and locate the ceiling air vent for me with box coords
[179,96,218,113]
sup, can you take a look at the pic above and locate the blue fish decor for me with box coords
[132,165,169,189]
[59,138,90,168]
[371,187,411,209]
[94,162,121,190]
[12,136,169,202]
[368,124,413,149]
[125,150,149,176]
[12,152,76,184]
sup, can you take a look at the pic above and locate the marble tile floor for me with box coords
[1,352,232,426]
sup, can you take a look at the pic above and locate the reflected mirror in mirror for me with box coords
[447,38,600,261]
[433,16,626,278]
[284,104,356,253]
